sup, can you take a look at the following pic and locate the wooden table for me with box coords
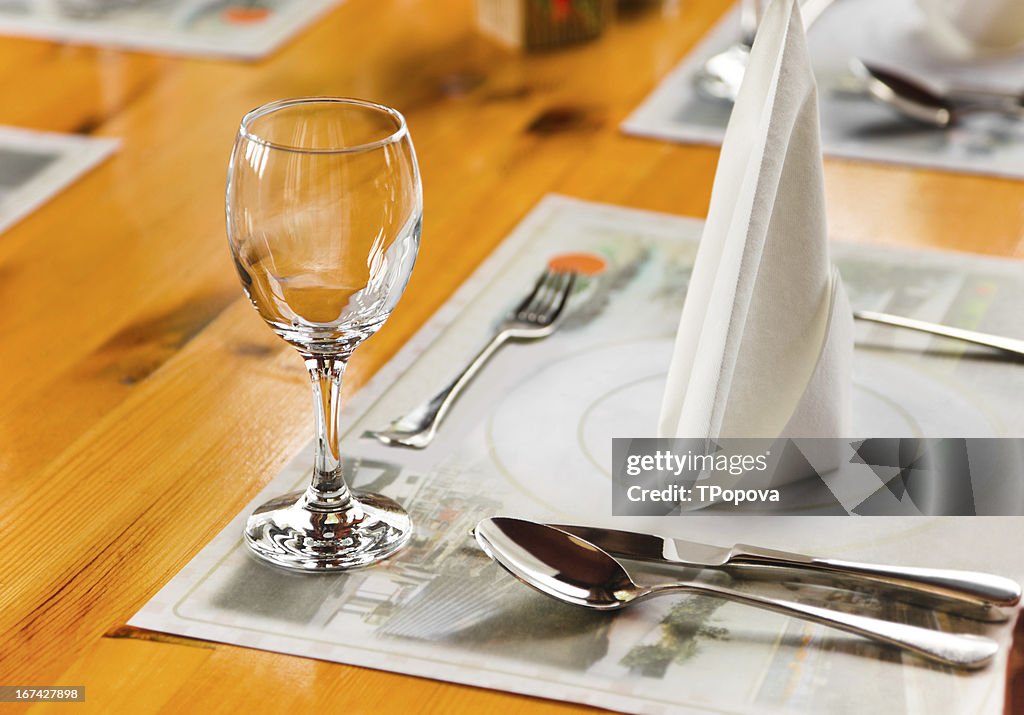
[1,1,1021,712]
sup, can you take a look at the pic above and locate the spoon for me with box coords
[474,517,999,670]
[695,0,838,103]
[851,59,1024,128]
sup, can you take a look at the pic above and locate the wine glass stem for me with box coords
[304,355,356,511]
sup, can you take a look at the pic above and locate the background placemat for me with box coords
[623,0,1024,179]
[0,126,116,237]
[0,1,342,59]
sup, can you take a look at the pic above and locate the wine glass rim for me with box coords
[238,97,409,155]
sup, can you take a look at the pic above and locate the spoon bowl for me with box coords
[852,59,956,127]
[693,0,839,104]
[474,516,639,609]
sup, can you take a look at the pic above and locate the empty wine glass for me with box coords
[226,97,421,571]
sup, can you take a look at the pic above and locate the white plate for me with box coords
[483,337,1000,517]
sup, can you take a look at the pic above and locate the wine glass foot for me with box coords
[244,489,412,571]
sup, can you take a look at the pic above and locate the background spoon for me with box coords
[852,59,1024,128]
[695,0,839,102]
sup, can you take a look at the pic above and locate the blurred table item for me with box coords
[476,0,610,50]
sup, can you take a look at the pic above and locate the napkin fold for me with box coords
[658,0,853,440]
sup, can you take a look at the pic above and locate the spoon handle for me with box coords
[739,0,759,47]
[654,582,998,669]
[946,86,1024,106]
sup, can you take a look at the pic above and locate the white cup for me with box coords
[917,0,1024,53]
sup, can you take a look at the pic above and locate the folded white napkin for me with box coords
[658,0,853,440]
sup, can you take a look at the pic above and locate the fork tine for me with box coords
[512,269,551,317]
[518,270,560,321]
[540,272,576,324]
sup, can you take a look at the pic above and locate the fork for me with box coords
[367,269,578,448]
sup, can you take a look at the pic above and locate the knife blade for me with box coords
[549,524,1021,608]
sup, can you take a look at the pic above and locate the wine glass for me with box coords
[226,97,422,571]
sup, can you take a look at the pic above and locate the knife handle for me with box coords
[650,581,998,670]
[730,545,1021,607]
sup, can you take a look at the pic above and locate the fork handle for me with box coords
[376,330,511,448]
[854,310,1024,357]
[730,545,1021,607]
[652,581,998,669]
[422,330,511,432]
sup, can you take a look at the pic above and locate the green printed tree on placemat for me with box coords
[621,596,731,678]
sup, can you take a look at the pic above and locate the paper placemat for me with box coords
[0,1,342,60]
[132,195,1024,714]
[623,0,1024,179]
[0,126,117,237]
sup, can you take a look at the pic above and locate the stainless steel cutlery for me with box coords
[694,0,838,102]
[851,59,1024,128]
[368,269,577,448]
[552,523,1021,607]
[854,310,1024,358]
[475,517,1018,670]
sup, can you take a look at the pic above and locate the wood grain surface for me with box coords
[0,0,1021,713]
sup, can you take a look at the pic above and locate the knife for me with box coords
[550,524,1021,608]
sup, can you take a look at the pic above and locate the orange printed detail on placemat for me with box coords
[224,6,272,24]
[547,253,607,276]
